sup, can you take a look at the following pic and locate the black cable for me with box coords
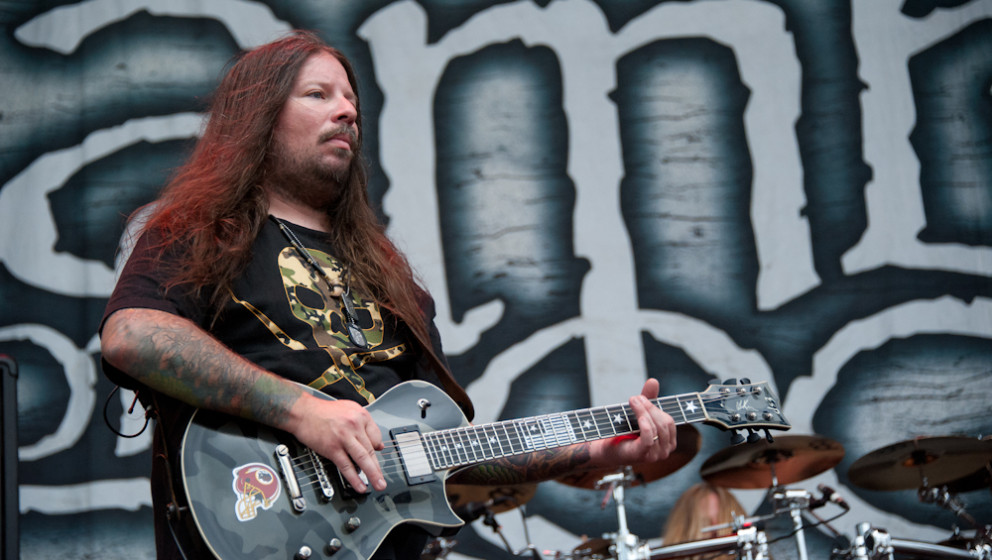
[165,505,191,560]
[102,385,151,438]
[765,509,850,547]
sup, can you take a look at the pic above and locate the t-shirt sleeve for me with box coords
[101,229,206,329]
[99,228,201,389]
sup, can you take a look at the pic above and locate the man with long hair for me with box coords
[661,482,749,559]
[101,31,676,559]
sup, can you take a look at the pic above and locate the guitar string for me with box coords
[280,392,778,488]
[288,392,770,470]
[286,391,769,473]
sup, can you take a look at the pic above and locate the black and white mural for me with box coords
[2,1,991,559]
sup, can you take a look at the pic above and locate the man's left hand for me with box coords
[589,378,677,467]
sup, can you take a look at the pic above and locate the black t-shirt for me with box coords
[102,217,458,560]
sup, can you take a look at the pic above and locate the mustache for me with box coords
[319,126,358,148]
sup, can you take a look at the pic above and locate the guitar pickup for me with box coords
[391,426,436,486]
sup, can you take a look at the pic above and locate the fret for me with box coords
[506,422,525,455]
[670,396,688,424]
[544,415,561,448]
[451,428,469,464]
[452,429,471,465]
[625,404,640,435]
[478,424,496,459]
[549,413,577,447]
[466,426,485,461]
[518,419,543,451]
[479,424,496,458]
[438,430,457,468]
[674,394,705,424]
[485,424,503,458]
[586,409,603,441]
[422,432,442,470]
[566,410,586,442]
[603,404,632,436]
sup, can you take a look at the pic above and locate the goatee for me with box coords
[265,138,354,210]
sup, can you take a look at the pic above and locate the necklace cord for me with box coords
[269,216,368,348]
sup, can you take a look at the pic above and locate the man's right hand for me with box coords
[288,394,387,493]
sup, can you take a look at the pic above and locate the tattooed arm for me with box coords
[448,379,677,486]
[100,307,387,493]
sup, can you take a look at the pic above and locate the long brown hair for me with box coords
[135,31,460,404]
[661,482,746,547]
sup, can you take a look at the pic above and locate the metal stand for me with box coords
[762,461,811,560]
[648,525,769,560]
[776,488,811,560]
[1,355,19,560]
[596,468,640,560]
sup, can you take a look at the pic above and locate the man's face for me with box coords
[268,51,359,206]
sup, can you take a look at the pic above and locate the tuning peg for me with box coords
[739,377,751,385]
[746,429,762,444]
[764,430,775,443]
[723,378,738,385]
[730,430,746,445]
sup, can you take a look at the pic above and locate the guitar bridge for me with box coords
[306,448,335,500]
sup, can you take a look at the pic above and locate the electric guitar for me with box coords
[181,378,789,560]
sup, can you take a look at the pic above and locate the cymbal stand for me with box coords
[918,485,978,529]
[598,467,643,560]
[476,501,546,559]
[767,463,811,560]
[772,488,812,560]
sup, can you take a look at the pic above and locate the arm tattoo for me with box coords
[105,309,302,428]
[449,443,594,485]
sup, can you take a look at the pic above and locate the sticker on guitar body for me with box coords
[232,463,282,521]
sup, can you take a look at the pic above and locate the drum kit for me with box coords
[424,433,992,560]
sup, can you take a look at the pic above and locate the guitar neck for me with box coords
[421,392,706,470]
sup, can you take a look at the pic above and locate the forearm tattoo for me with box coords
[449,443,594,485]
[106,309,301,427]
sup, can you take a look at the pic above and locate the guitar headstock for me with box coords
[700,378,790,444]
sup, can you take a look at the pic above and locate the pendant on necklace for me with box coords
[347,321,368,349]
[340,294,368,348]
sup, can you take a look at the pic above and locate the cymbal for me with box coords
[556,424,701,489]
[848,436,992,491]
[946,465,992,493]
[445,482,537,519]
[700,435,844,489]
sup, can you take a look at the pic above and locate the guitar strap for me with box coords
[147,392,210,560]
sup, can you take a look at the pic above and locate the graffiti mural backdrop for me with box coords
[1,0,990,558]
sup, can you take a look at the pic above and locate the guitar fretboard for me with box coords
[420,393,707,470]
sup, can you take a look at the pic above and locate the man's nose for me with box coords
[332,97,357,125]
